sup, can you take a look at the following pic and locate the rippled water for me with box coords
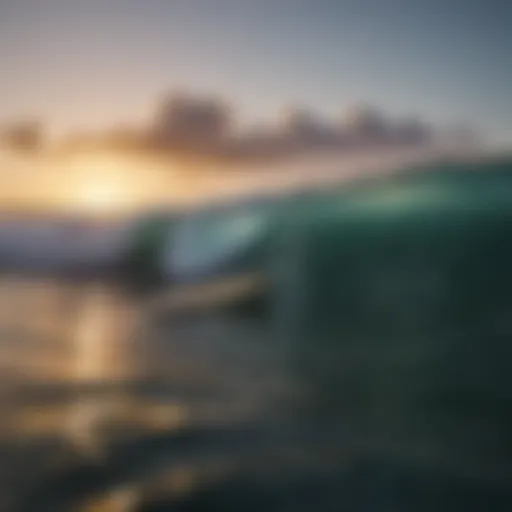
[0,277,334,511]
[1,276,511,511]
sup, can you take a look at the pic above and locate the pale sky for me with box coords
[2,0,511,145]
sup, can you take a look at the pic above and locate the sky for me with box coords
[1,0,512,145]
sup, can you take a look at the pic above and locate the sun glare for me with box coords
[64,153,137,214]
[78,181,121,213]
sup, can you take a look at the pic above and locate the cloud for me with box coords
[27,90,476,162]
[1,121,44,153]
[149,92,232,156]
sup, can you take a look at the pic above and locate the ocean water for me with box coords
[0,277,334,511]
[0,275,511,512]
[1,156,512,510]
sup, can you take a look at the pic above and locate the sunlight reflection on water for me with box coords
[0,276,301,510]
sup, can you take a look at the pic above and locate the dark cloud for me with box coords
[142,92,440,160]
[150,92,233,156]
[17,91,477,162]
[1,121,44,154]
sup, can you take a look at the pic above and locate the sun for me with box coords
[64,153,135,214]
[81,185,113,212]
[78,181,121,213]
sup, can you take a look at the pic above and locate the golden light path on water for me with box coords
[0,279,195,510]
[0,274,299,510]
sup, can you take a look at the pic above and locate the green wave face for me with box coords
[267,158,512,481]
[123,156,512,295]
[119,157,512,497]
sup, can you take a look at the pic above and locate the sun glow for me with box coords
[77,181,123,213]
[65,154,134,214]
[0,149,219,214]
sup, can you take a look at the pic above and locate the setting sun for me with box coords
[64,154,133,214]
[77,181,123,213]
